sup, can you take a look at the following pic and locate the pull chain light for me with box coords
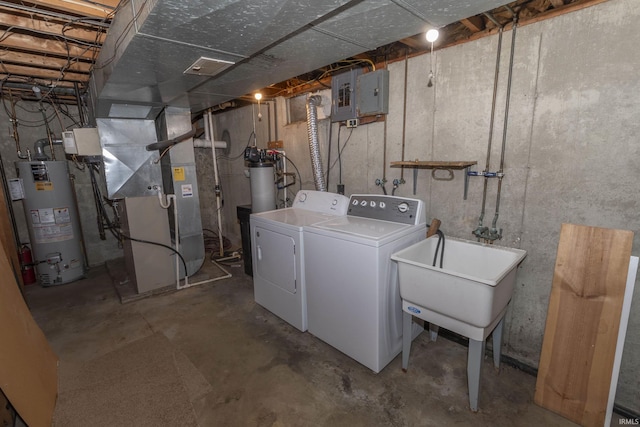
[425,29,439,87]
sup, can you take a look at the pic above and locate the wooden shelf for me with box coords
[390,160,477,169]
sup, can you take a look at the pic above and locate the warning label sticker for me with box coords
[35,182,54,191]
[31,207,74,243]
[181,184,193,198]
[33,223,74,243]
[54,207,71,224]
[173,167,185,181]
[37,208,55,224]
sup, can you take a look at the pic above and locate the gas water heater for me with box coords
[16,161,85,286]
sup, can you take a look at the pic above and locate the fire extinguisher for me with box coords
[19,244,36,285]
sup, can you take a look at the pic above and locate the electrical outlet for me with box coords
[346,118,359,128]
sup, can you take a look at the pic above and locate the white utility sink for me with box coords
[391,236,527,411]
[391,236,526,341]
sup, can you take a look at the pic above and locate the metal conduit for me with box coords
[475,25,504,235]
[491,14,518,236]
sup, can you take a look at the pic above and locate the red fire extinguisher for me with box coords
[19,244,37,285]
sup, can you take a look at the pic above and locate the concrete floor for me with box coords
[25,260,580,427]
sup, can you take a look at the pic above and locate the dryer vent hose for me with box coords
[306,95,326,192]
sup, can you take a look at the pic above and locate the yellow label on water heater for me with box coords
[35,182,54,191]
[173,167,185,181]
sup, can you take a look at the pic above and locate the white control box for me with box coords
[62,128,102,156]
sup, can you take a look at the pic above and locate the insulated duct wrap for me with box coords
[306,95,326,192]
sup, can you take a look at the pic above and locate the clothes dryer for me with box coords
[250,190,349,331]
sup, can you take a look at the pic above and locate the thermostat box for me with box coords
[62,128,102,156]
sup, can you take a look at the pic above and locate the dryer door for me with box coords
[255,226,297,294]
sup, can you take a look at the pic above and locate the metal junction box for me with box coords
[357,69,389,116]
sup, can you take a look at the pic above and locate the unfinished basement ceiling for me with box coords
[0,0,603,109]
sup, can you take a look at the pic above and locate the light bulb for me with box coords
[254,93,262,101]
[425,29,439,43]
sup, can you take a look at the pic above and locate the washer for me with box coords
[304,194,426,373]
[250,190,349,331]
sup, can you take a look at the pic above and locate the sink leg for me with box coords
[402,311,412,371]
[467,338,485,412]
[428,323,439,342]
[492,317,505,370]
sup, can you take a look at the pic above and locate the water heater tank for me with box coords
[248,161,276,213]
[16,161,85,286]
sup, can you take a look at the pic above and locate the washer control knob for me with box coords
[379,202,386,209]
[352,199,359,205]
[332,199,338,205]
[370,201,376,207]
[298,192,307,202]
[360,200,367,207]
[397,202,409,213]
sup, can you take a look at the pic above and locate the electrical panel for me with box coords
[331,69,389,122]
[357,69,389,116]
[62,127,102,156]
[331,68,362,122]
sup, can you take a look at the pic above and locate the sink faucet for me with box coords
[472,226,502,242]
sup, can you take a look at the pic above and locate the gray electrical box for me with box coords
[331,68,362,122]
[357,69,389,117]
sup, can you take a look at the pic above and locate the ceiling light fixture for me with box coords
[255,93,263,121]
[425,29,439,43]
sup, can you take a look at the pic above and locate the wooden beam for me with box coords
[0,74,77,88]
[0,62,88,82]
[25,0,116,19]
[0,8,106,44]
[460,16,485,33]
[397,36,424,50]
[0,50,93,72]
[0,32,97,60]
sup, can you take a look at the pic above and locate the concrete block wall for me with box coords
[210,0,640,412]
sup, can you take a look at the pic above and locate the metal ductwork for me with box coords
[306,95,326,192]
[90,0,514,117]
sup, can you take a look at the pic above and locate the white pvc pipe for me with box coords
[193,138,228,149]
[157,191,186,289]
[206,110,226,258]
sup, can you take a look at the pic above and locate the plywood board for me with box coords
[0,178,21,287]
[0,244,58,427]
[534,223,633,427]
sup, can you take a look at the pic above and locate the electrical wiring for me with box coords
[278,153,303,194]
[328,126,354,184]
[271,58,376,97]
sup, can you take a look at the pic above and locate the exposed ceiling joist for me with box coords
[397,36,424,51]
[0,32,98,59]
[0,62,87,81]
[549,0,566,7]
[25,0,117,19]
[0,50,93,72]
[0,8,106,43]
[0,72,76,87]
[460,16,485,33]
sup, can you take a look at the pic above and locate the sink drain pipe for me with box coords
[490,11,518,240]
[306,95,326,191]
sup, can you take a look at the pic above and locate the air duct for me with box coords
[306,95,326,192]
